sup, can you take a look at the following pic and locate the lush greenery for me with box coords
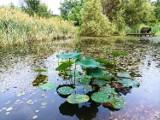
[60,0,160,36]
[0,7,77,46]
[20,0,53,18]
[52,51,140,109]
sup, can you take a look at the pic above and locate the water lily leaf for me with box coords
[32,75,48,86]
[100,86,116,95]
[57,86,75,95]
[87,68,104,78]
[117,72,131,78]
[56,60,74,71]
[39,82,56,91]
[32,69,47,72]
[108,95,125,109]
[78,77,91,85]
[83,85,92,92]
[117,78,140,88]
[105,49,128,57]
[92,79,107,87]
[103,73,113,81]
[96,58,115,66]
[76,57,100,68]
[56,52,81,60]
[67,94,90,104]
[91,92,109,103]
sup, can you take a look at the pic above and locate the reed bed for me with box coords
[0,7,78,46]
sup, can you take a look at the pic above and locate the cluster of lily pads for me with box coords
[55,51,140,110]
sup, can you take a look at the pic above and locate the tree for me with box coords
[20,0,52,18]
[155,0,160,20]
[60,0,83,25]
[124,0,155,28]
[80,0,115,36]
[101,0,126,33]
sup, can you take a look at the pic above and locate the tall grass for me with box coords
[0,7,78,46]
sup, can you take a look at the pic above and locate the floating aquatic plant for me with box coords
[56,52,81,60]
[117,78,140,88]
[39,82,57,91]
[67,94,90,104]
[56,60,74,71]
[76,57,100,68]
[57,86,75,95]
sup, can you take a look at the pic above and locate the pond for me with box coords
[0,37,160,120]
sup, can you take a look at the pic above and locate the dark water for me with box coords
[0,37,160,120]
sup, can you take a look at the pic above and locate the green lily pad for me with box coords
[103,73,113,81]
[92,79,107,87]
[57,86,75,95]
[117,78,140,88]
[87,68,104,78]
[100,86,116,95]
[78,78,91,84]
[91,92,109,103]
[67,94,90,104]
[32,69,47,72]
[76,57,100,68]
[56,60,74,71]
[56,52,81,60]
[39,82,56,91]
[105,49,128,57]
[117,72,131,78]
[96,58,115,66]
[109,95,125,109]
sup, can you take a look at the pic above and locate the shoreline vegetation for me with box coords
[0,7,78,47]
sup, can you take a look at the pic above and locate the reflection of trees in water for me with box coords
[115,87,132,96]
[59,101,99,120]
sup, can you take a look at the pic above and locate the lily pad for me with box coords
[100,86,116,95]
[105,49,128,57]
[87,68,104,78]
[92,79,107,87]
[78,77,91,85]
[56,60,74,71]
[56,52,81,60]
[117,78,140,88]
[117,72,131,78]
[96,58,114,66]
[76,58,100,68]
[103,73,113,81]
[91,92,109,103]
[32,69,47,72]
[39,82,56,91]
[67,94,89,104]
[57,86,75,95]
[108,95,125,109]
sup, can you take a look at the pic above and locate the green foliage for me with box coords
[80,0,115,36]
[117,78,140,88]
[56,52,81,60]
[57,86,75,95]
[91,92,109,103]
[76,57,100,68]
[92,79,107,87]
[60,0,83,25]
[87,68,104,78]
[67,94,90,104]
[32,75,48,86]
[0,7,77,46]
[39,82,57,90]
[56,60,74,71]
[21,0,52,18]
[105,49,128,57]
[155,0,160,20]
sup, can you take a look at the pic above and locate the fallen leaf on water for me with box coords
[32,115,38,119]
[6,107,13,112]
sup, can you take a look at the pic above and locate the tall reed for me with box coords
[0,7,78,46]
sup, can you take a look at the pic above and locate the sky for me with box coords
[0,0,61,14]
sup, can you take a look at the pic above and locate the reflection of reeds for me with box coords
[0,7,78,46]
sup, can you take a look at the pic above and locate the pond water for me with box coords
[0,37,160,120]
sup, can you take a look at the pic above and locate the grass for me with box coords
[0,7,78,46]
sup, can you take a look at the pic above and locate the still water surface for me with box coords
[0,37,160,120]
